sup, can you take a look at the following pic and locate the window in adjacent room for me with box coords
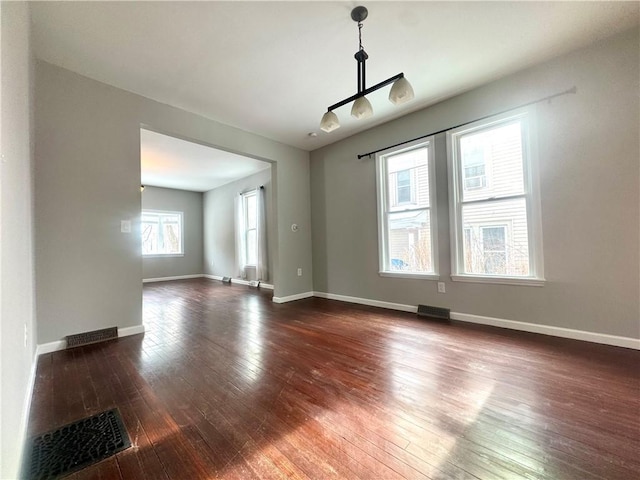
[448,107,544,285]
[376,138,438,278]
[243,190,258,266]
[141,210,183,255]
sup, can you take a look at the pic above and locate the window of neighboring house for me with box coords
[376,138,437,278]
[142,210,183,256]
[448,107,544,285]
[463,144,487,190]
[243,191,258,266]
[395,169,413,205]
[463,225,508,274]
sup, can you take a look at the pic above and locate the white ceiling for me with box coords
[32,1,638,153]
[140,129,270,192]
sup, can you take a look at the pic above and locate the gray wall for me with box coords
[142,186,203,279]
[310,28,639,339]
[35,61,312,344]
[1,2,36,477]
[203,167,273,282]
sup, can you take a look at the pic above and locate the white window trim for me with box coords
[376,137,439,279]
[446,106,545,286]
[242,190,258,267]
[141,209,184,256]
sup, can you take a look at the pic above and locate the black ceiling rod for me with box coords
[357,86,577,159]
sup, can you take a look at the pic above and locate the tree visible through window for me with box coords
[142,211,183,255]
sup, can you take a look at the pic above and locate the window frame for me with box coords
[376,137,439,280]
[447,107,544,286]
[141,209,184,257]
[242,190,258,267]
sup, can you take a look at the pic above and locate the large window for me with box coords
[141,210,183,256]
[243,191,258,266]
[376,138,437,278]
[448,108,544,285]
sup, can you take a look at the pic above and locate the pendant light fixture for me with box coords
[320,5,414,133]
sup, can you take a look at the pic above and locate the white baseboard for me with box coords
[119,324,146,337]
[36,339,66,355]
[312,291,640,350]
[143,274,204,283]
[16,348,39,478]
[313,291,417,313]
[204,274,274,290]
[36,324,146,355]
[451,312,640,350]
[272,291,315,303]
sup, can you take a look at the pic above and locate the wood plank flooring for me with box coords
[27,278,640,479]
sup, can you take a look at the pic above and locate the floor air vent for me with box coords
[66,327,118,349]
[417,304,451,321]
[26,408,130,480]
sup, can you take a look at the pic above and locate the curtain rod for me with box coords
[239,185,264,196]
[357,86,577,159]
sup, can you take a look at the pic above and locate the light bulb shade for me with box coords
[389,76,415,105]
[351,96,373,119]
[320,111,340,132]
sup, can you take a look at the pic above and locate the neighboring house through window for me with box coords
[463,144,487,190]
[394,169,414,205]
[448,107,544,285]
[376,138,437,278]
[142,210,183,255]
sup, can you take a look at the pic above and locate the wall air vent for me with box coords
[66,327,118,349]
[417,305,451,321]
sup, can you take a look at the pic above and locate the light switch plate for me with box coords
[121,220,131,233]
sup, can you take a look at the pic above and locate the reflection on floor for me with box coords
[27,278,640,479]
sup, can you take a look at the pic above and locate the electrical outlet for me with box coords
[24,323,28,347]
[437,282,446,293]
[297,268,303,276]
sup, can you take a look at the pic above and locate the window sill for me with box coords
[143,254,184,258]
[379,271,440,280]
[451,274,545,287]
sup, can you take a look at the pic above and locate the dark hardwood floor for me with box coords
[27,278,640,479]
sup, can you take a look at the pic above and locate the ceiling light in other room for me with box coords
[319,5,414,133]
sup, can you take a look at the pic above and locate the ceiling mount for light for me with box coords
[320,5,414,133]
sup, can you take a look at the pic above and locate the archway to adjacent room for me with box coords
[139,127,276,324]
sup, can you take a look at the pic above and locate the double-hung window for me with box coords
[376,138,437,278]
[243,191,258,266]
[448,107,544,285]
[141,210,183,256]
